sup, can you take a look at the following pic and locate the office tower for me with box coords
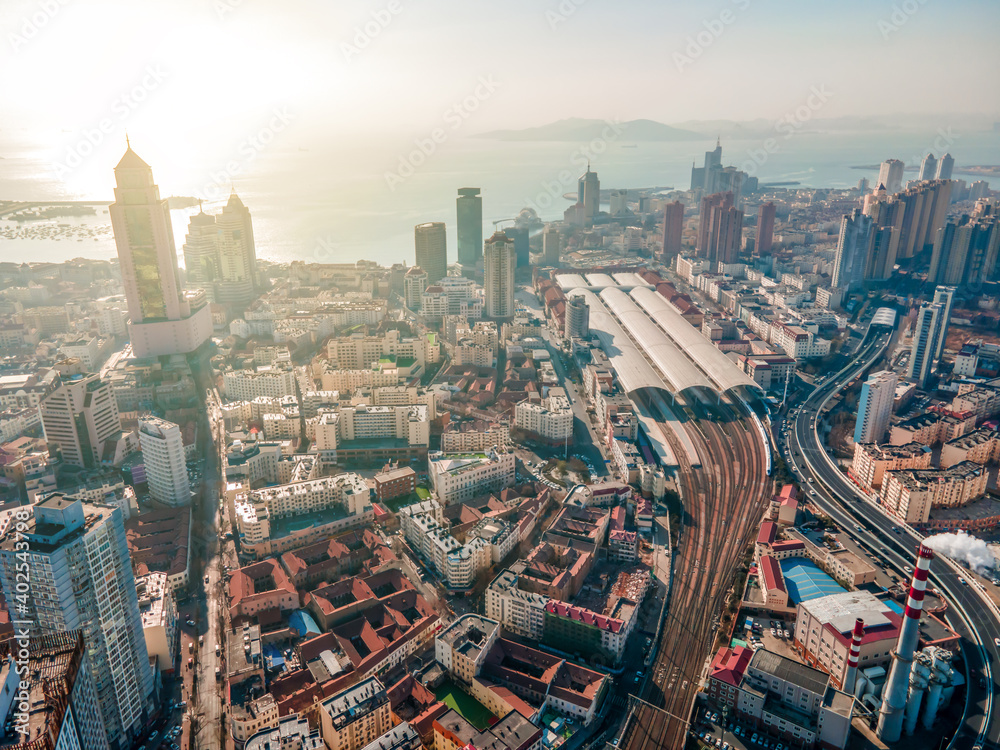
[0,496,154,750]
[691,138,723,190]
[832,209,873,290]
[0,633,111,750]
[110,147,212,358]
[697,192,743,264]
[40,373,120,468]
[414,222,447,285]
[138,416,191,507]
[755,202,776,256]
[714,166,745,203]
[854,370,899,443]
[931,285,955,362]
[878,159,905,194]
[609,189,628,216]
[456,188,483,278]
[661,200,685,260]
[483,231,516,320]
[936,153,954,180]
[506,226,530,268]
[403,266,428,311]
[542,225,562,265]
[857,177,870,192]
[918,153,938,182]
[565,295,590,339]
[214,191,259,309]
[181,208,220,287]
[578,165,600,225]
[894,180,953,260]
[908,302,944,387]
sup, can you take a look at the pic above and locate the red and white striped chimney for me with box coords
[878,544,935,743]
[843,617,865,695]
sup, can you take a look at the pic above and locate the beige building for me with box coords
[940,427,1000,468]
[880,461,989,523]
[319,677,391,750]
[435,614,500,685]
[850,441,932,490]
[136,572,177,673]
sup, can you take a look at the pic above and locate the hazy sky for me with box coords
[3,0,998,138]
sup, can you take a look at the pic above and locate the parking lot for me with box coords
[690,706,796,750]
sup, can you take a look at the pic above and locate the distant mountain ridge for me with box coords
[475,118,702,142]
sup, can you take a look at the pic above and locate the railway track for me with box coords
[622,392,771,750]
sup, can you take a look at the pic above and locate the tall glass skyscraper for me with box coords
[457,188,483,278]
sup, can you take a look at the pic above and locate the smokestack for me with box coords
[843,618,865,695]
[877,544,934,743]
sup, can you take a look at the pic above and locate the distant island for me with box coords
[475,118,702,142]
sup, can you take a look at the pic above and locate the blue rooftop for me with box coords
[289,609,320,637]
[779,558,844,603]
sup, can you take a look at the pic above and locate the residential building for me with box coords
[319,677,391,750]
[40,373,121,469]
[415,222,447,285]
[850,442,933,490]
[138,416,191,507]
[404,266,428,311]
[698,192,743,264]
[373,465,417,501]
[436,615,500,685]
[136,571,178,673]
[877,159,904,193]
[514,390,573,444]
[854,371,898,444]
[565,295,590,339]
[456,188,483,278]
[428,447,515,505]
[0,496,154,749]
[908,302,944,387]
[484,231,516,320]
[880,461,988,523]
[756,201,776,255]
[661,200,685,260]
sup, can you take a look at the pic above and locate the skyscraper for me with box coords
[697,192,743,264]
[506,226,530,268]
[691,139,723,190]
[110,147,212,358]
[854,370,898,443]
[661,200,685,260]
[755,202,776,255]
[908,302,944,388]
[40,373,121,468]
[484,231,516,320]
[138,416,191,507]
[936,153,955,180]
[918,153,938,182]
[894,180,953,259]
[214,191,259,308]
[414,222,448,285]
[542,225,562,265]
[863,197,905,280]
[181,208,220,286]
[0,496,154,750]
[565,295,590,339]
[877,159,905,193]
[578,166,600,225]
[832,209,873,290]
[456,188,483,278]
[931,285,956,362]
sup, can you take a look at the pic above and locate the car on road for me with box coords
[959,577,967,585]
[751,734,758,744]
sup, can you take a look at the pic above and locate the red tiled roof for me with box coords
[760,555,785,593]
[544,600,623,633]
[823,612,901,650]
[710,645,752,687]
[770,541,805,552]
[756,521,777,546]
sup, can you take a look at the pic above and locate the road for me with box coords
[620,389,771,750]
[784,322,999,750]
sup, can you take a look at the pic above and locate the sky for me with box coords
[1,0,998,197]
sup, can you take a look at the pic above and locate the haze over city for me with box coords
[1,4,1000,750]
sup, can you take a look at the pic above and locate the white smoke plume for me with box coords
[924,531,995,574]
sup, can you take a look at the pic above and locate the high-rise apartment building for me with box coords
[929,214,1000,286]
[755,202,776,255]
[697,192,743,264]
[894,180,952,259]
[484,231,516,320]
[565,295,590,338]
[854,370,899,443]
[918,153,938,182]
[506,226,530,268]
[0,496,154,750]
[138,416,191,507]
[833,210,874,290]
[40,373,121,468]
[456,188,483,278]
[908,302,944,388]
[404,267,428,311]
[542,225,562,265]
[936,153,955,180]
[931,285,956,362]
[877,159,905,193]
[110,147,212,358]
[661,200,685,260]
[214,191,259,308]
[578,166,600,225]
[414,222,447,285]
